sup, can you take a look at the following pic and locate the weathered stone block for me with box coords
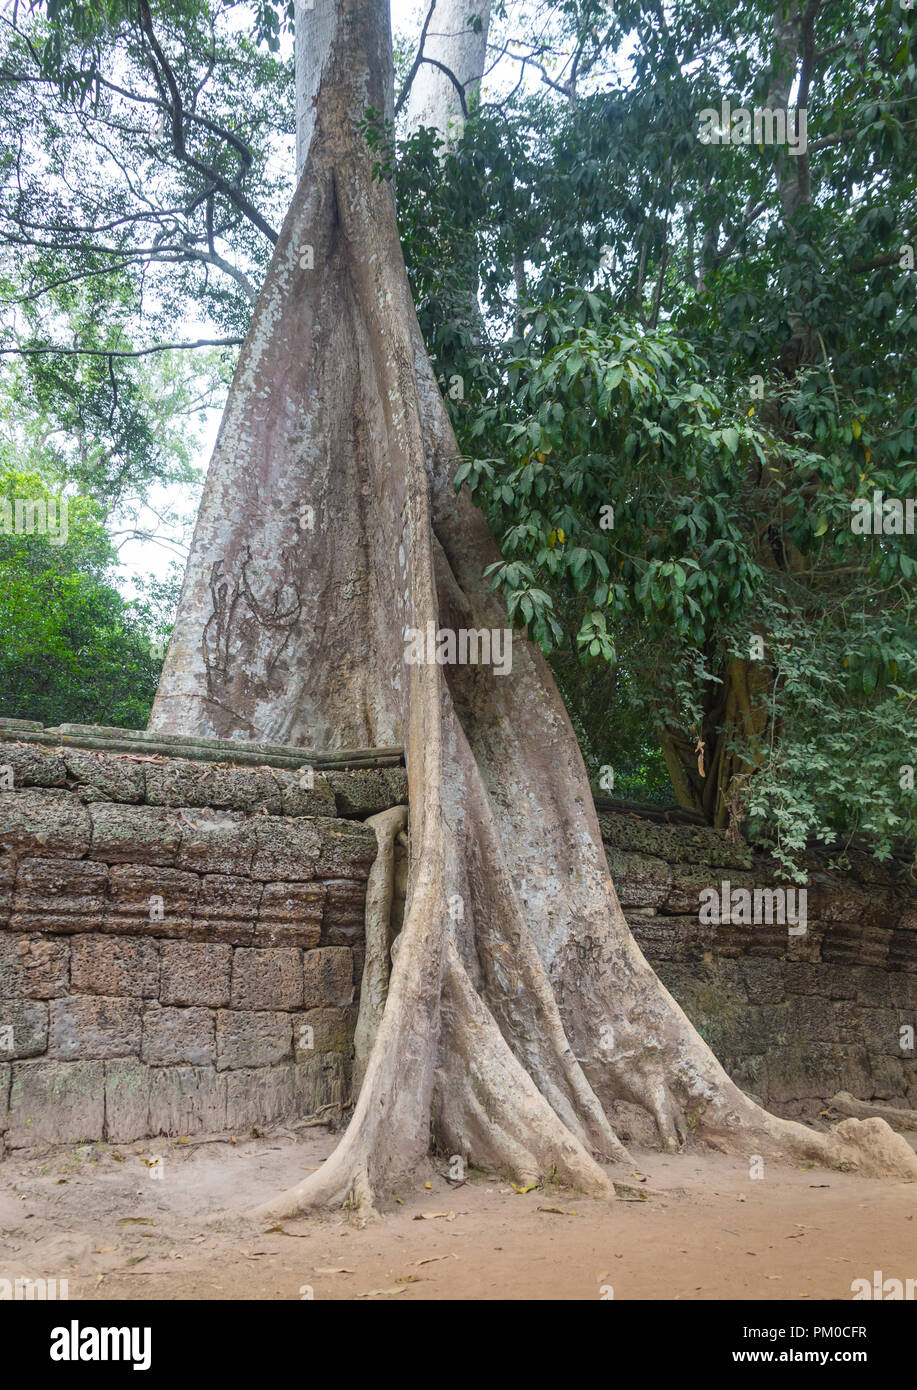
[175,810,255,876]
[104,1060,151,1143]
[0,935,69,999]
[160,941,232,1007]
[302,947,354,1009]
[314,818,377,878]
[105,864,198,936]
[629,912,712,964]
[215,1009,292,1070]
[191,874,260,944]
[807,875,870,924]
[8,1059,105,1146]
[144,759,250,810]
[250,817,321,881]
[147,1064,227,1137]
[0,743,67,788]
[202,765,288,814]
[223,1055,345,1130]
[847,965,892,1008]
[601,814,751,869]
[256,881,324,948]
[89,803,181,865]
[888,973,917,1009]
[0,1061,10,1137]
[70,935,159,998]
[141,1004,215,1065]
[866,1053,908,1100]
[10,856,107,934]
[741,958,787,1005]
[325,767,407,817]
[64,750,145,803]
[0,998,48,1058]
[293,1006,356,1055]
[857,1007,906,1056]
[321,879,367,944]
[0,789,91,857]
[764,1043,842,1102]
[48,995,142,1060]
[605,847,671,908]
[0,850,14,926]
[231,947,303,1010]
[276,769,336,818]
[782,962,823,996]
[784,994,839,1044]
[664,866,729,916]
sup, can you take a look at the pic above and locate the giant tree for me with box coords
[147,0,916,1210]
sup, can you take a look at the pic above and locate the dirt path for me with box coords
[1,1130,914,1301]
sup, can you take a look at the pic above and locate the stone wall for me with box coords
[0,721,406,1153]
[1,717,913,1152]
[603,812,917,1117]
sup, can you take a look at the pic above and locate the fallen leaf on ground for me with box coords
[117,1218,154,1226]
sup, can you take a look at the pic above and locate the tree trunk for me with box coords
[403,0,491,141]
[149,0,917,1214]
[659,657,772,829]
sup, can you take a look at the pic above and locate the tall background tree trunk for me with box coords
[403,0,491,141]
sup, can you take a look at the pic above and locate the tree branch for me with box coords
[394,0,437,120]
[135,0,277,244]
[0,338,242,359]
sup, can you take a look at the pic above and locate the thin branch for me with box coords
[394,0,437,120]
[0,338,242,359]
[415,57,469,118]
[135,0,277,244]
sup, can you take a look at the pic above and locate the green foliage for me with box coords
[0,466,172,727]
[390,0,917,856]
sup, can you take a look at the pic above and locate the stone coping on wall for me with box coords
[0,717,405,774]
[0,720,407,819]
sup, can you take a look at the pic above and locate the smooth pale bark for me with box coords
[150,0,917,1214]
[353,804,408,1093]
[403,0,491,140]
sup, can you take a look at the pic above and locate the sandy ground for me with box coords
[1,1125,915,1302]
